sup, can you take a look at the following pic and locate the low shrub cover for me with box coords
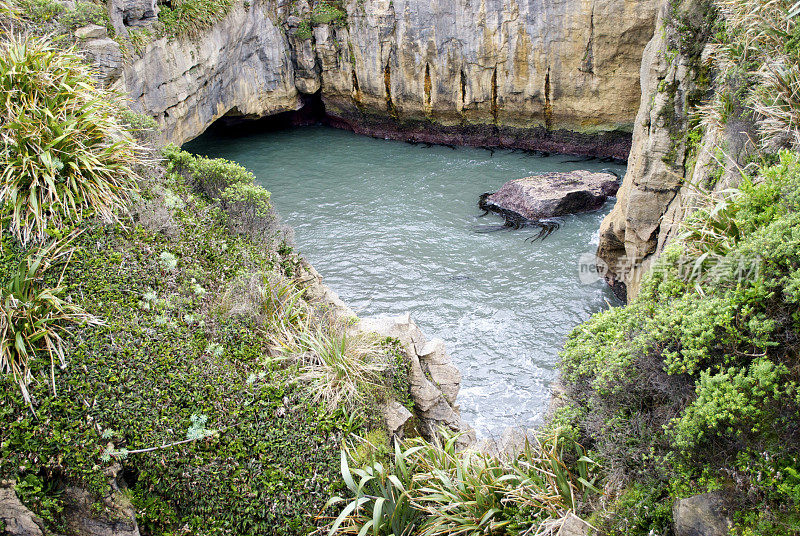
[561,150,800,533]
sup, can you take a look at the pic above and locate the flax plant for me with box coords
[1,239,101,409]
[325,429,600,536]
[0,35,139,245]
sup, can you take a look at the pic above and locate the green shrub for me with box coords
[61,0,111,31]
[0,36,138,245]
[164,146,258,199]
[157,0,236,39]
[310,2,345,25]
[559,150,800,527]
[294,19,313,39]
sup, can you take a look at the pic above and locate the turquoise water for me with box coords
[185,126,624,437]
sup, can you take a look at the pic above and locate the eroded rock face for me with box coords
[109,0,158,35]
[109,0,659,155]
[113,4,301,144]
[595,0,753,300]
[673,492,732,536]
[480,171,619,223]
[359,313,475,447]
[317,0,658,157]
[0,482,44,536]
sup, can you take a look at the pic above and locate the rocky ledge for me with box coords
[479,171,620,225]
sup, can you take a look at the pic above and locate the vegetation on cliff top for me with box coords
[0,34,413,535]
[560,0,800,533]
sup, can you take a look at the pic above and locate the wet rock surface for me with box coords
[479,171,620,224]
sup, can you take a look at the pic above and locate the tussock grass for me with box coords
[0,35,139,245]
[281,320,387,410]
[0,238,100,408]
[706,0,800,150]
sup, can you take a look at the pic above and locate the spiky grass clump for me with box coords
[282,321,387,410]
[708,0,800,150]
[325,430,600,536]
[0,35,138,245]
[0,240,100,408]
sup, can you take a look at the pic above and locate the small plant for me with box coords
[159,250,178,270]
[101,413,219,461]
[118,108,159,140]
[215,272,307,330]
[0,35,139,245]
[157,0,235,39]
[0,240,101,408]
[283,321,387,410]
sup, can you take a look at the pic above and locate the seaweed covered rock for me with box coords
[479,171,620,225]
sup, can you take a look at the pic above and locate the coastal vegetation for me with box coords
[2,0,800,532]
[0,33,408,535]
[558,0,800,533]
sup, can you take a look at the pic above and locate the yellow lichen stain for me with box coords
[512,24,531,92]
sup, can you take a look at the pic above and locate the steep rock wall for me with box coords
[114,3,301,144]
[596,0,754,300]
[110,0,658,157]
[311,0,658,157]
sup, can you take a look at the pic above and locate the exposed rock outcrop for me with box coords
[113,3,301,144]
[107,0,659,156]
[298,261,473,445]
[360,313,475,447]
[62,487,141,536]
[479,171,619,223]
[673,492,732,536]
[108,0,158,35]
[596,0,713,299]
[596,0,754,300]
[0,482,44,536]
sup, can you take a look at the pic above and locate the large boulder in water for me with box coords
[479,171,620,223]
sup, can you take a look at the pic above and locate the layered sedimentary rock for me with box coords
[479,170,619,222]
[596,0,754,300]
[315,0,657,157]
[112,3,301,144]
[106,0,659,156]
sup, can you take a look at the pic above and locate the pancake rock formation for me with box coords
[101,0,659,157]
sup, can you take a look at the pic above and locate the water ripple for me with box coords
[185,126,625,438]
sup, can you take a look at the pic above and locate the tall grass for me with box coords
[282,321,387,410]
[0,35,138,245]
[325,430,600,536]
[710,0,800,149]
[0,239,101,409]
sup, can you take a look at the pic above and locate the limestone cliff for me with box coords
[595,0,755,300]
[100,0,659,157]
[113,4,300,144]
